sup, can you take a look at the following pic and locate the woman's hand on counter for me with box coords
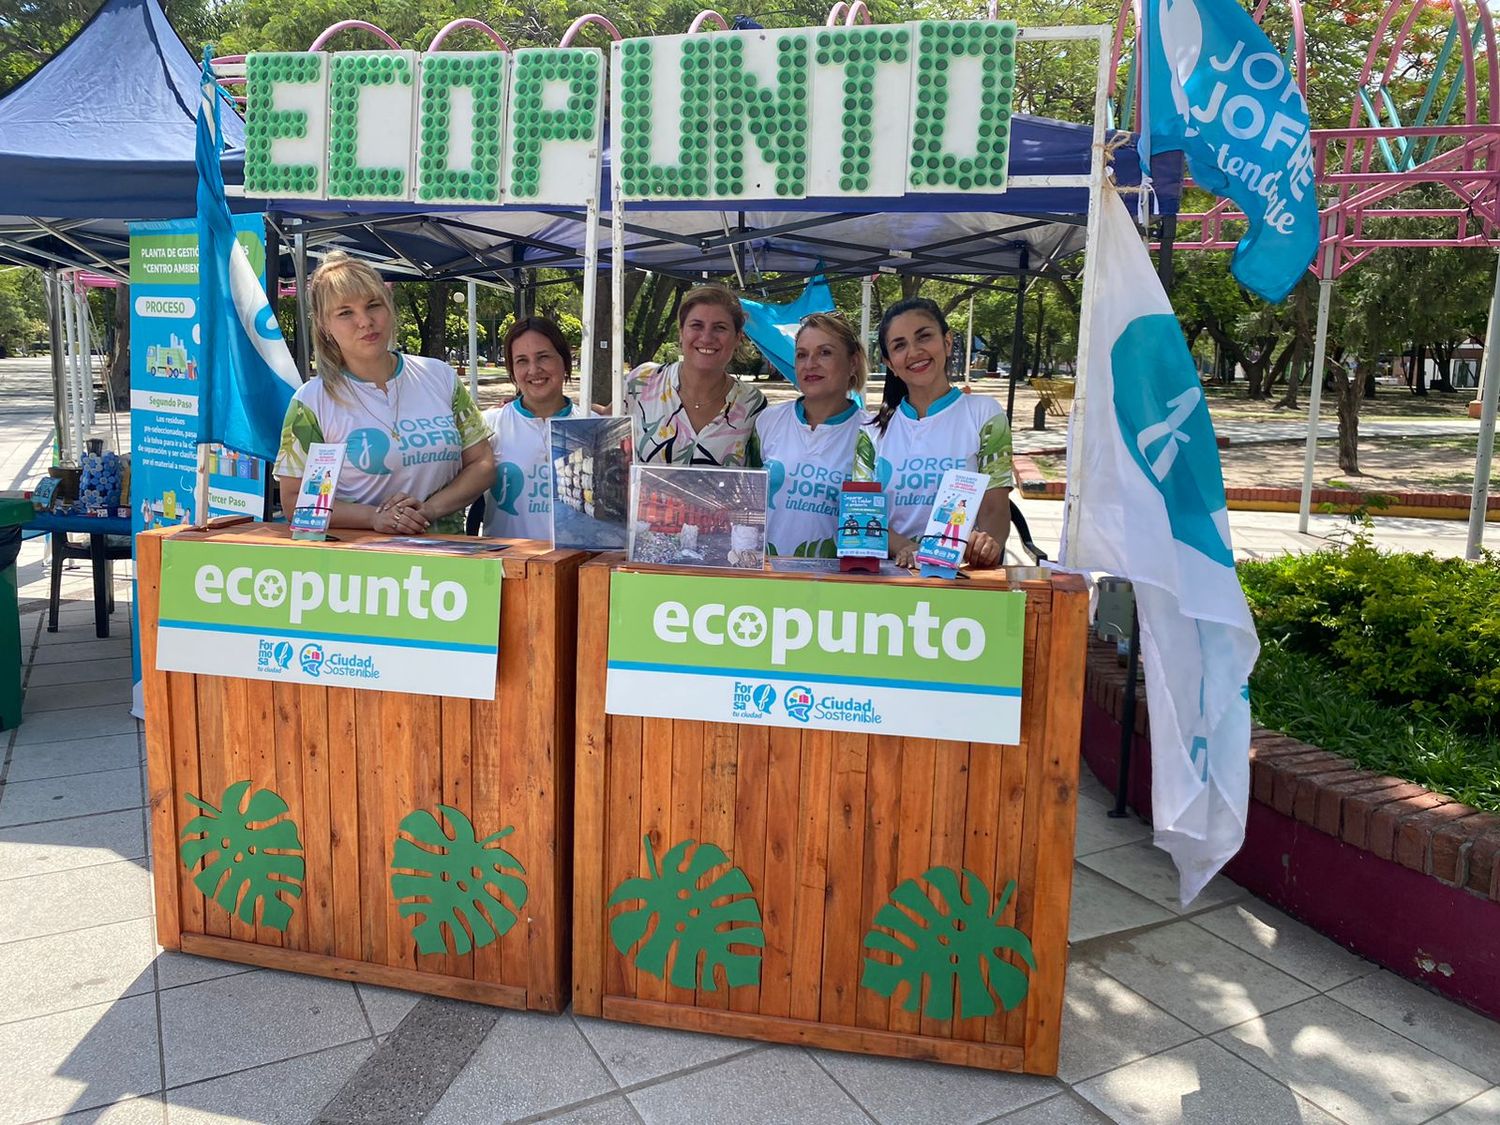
[374,493,430,534]
[966,531,1001,568]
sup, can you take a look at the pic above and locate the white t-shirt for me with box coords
[274,353,490,534]
[480,399,574,540]
[874,388,1015,539]
[755,399,866,557]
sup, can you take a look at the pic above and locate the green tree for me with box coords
[0,268,46,355]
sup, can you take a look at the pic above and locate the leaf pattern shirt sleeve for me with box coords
[451,381,491,449]
[976,412,1015,491]
[273,396,323,481]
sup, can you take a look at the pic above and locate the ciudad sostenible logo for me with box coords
[255,637,380,682]
[730,681,883,726]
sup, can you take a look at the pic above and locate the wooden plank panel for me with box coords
[405,694,443,977]
[524,559,564,1012]
[603,996,1024,1072]
[1003,591,1051,1050]
[757,726,802,1018]
[663,719,703,1008]
[819,732,868,1027]
[573,561,612,1015]
[440,695,474,982]
[354,688,388,966]
[956,738,1003,1044]
[493,571,531,990]
[297,684,335,957]
[886,738,934,1036]
[543,554,581,1012]
[1022,582,1087,1075]
[696,722,739,1008]
[380,691,417,970]
[136,534,180,949]
[855,735,901,1031]
[469,658,506,993]
[788,729,832,1024]
[633,716,675,1004]
[921,738,972,1042]
[268,682,305,951]
[181,934,525,1009]
[728,724,768,1016]
[326,688,362,963]
[602,714,642,1002]
[168,672,204,940]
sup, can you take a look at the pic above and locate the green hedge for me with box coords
[1239,539,1500,737]
[1249,640,1500,814]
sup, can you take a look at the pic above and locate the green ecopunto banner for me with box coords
[605,571,1025,742]
[156,540,502,699]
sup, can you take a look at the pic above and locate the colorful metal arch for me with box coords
[559,14,623,46]
[307,20,400,51]
[427,19,511,52]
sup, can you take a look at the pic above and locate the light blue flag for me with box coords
[1139,0,1319,303]
[740,275,835,386]
[1069,191,1260,905]
[195,51,300,463]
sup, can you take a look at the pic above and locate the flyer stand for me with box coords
[138,522,586,1011]
[572,555,1087,1073]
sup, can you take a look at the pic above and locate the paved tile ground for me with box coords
[0,357,1495,1122]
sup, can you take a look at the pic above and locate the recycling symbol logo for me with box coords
[726,606,766,646]
[255,571,288,608]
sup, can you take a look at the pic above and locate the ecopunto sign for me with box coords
[157,540,502,699]
[605,571,1025,743]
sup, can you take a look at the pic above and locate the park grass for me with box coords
[1251,639,1500,814]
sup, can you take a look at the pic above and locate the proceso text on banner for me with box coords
[155,539,502,698]
[605,571,1025,742]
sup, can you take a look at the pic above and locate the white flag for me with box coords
[1068,190,1260,905]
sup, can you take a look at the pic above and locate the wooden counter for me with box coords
[572,558,1088,1073]
[138,523,585,1011]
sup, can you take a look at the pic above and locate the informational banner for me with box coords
[605,571,1024,742]
[156,539,503,699]
[128,215,271,531]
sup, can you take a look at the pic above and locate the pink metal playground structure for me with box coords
[1111,0,1498,555]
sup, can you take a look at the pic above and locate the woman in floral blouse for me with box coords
[624,285,767,467]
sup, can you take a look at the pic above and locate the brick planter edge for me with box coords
[1080,637,1500,1021]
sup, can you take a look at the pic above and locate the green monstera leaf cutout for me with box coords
[861,866,1036,1021]
[389,805,528,956]
[608,836,764,991]
[179,780,305,931]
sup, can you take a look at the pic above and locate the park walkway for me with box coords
[0,357,1496,1123]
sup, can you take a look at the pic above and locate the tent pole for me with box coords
[963,295,975,387]
[859,275,874,372]
[1060,27,1114,565]
[579,178,603,409]
[1465,250,1500,560]
[62,274,83,462]
[293,231,311,378]
[46,270,67,465]
[466,280,479,399]
[1005,272,1027,423]
[611,166,626,415]
[1296,277,1334,534]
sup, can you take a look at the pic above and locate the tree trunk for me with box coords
[107,284,130,406]
[1275,336,1305,409]
[900,275,924,300]
[1410,344,1428,395]
[1334,361,1371,474]
[1431,342,1456,392]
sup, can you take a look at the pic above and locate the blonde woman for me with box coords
[274,253,494,535]
[624,285,767,467]
[753,313,869,557]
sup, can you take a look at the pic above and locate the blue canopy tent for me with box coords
[276,114,1182,285]
[0,0,257,275]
